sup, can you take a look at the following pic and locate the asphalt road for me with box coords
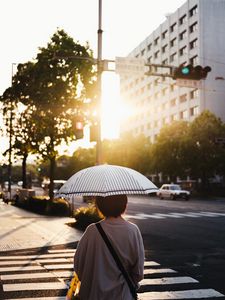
[1,196,225,299]
[126,195,225,296]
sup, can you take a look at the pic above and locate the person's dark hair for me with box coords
[96,195,127,218]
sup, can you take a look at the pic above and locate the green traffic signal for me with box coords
[181,66,190,75]
[173,64,211,80]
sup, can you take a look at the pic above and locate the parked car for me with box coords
[42,180,66,197]
[157,184,190,200]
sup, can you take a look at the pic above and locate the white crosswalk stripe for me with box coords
[0,249,224,300]
[125,211,225,220]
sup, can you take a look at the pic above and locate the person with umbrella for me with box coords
[73,194,144,299]
[58,164,158,299]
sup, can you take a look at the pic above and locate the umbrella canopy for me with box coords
[57,164,158,198]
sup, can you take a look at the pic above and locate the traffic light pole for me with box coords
[96,0,103,165]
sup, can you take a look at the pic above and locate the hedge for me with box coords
[14,195,70,216]
[74,204,103,229]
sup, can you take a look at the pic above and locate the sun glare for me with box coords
[101,73,121,139]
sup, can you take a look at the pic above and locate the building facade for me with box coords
[119,0,225,142]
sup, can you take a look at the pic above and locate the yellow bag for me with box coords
[66,272,81,300]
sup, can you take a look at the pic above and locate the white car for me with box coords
[157,184,190,200]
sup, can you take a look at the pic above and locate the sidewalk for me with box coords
[0,199,83,252]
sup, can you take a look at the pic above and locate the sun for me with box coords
[101,73,121,139]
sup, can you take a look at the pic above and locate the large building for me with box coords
[119,0,225,142]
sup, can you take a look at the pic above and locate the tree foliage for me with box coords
[151,121,190,181]
[1,29,96,199]
[187,110,225,189]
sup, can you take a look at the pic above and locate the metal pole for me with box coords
[96,0,103,165]
[8,63,15,200]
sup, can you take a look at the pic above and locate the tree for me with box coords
[151,121,190,182]
[102,133,153,175]
[12,105,38,188]
[187,110,225,191]
[11,29,96,200]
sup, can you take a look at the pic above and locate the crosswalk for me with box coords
[0,248,224,300]
[125,211,225,220]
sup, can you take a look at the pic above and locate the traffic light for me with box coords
[172,64,211,80]
[74,121,84,139]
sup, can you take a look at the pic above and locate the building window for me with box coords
[190,89,198,99]
[179,46,187,56]
[190,106,199,116]
[147,83,152,90]
[154,50,160,59]
[180,94,187,103]
[162,87,168,96]
[170,84,175,92]
[170,22,177,32]
[190,22,198,33]
[180,110,188,119]
[162,30,168,39]
[154,37,159,45]
[171,113,179,121]
[189,5,198,17]
[190,55,198,65]
[190,39,198,49]
[155,92,160,99]
[170,37,177,47]
[154,78,160,86]
[147,43,152,51]
[170,52,177,62]
[162,44,168,53]
[179,30,187,41]
[147,56,152,63]
[162,58,168,65]
[170,98,176,106]
[179,14,187,25]
[141,49,145,56]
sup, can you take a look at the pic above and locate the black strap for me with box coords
[96,222,137,300]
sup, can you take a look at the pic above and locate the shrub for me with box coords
[28,196,48,214]
[50,198,70,216]
[74,204,103,229]
[14,195,70,216]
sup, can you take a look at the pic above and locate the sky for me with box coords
[0,0,186,158]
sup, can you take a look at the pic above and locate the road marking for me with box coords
[138,289,224,299]
[48,249,75,253]
[0,258,70,265]
[0,265,44,272]
[4,297,66,300]
[0,253,74,260]
[1,251,224,300]
[3,282,67,291]
[139,213,165,219]
[1,272,56,280]
[144,261,160,266]
[144,268,176,275]
[0,261,37,266]
[140,276,198,285]
[200,212,223,217]
[36,258,71,263]
[44,264,73,270]
[126,211,225,220]
[51,270,73,278]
